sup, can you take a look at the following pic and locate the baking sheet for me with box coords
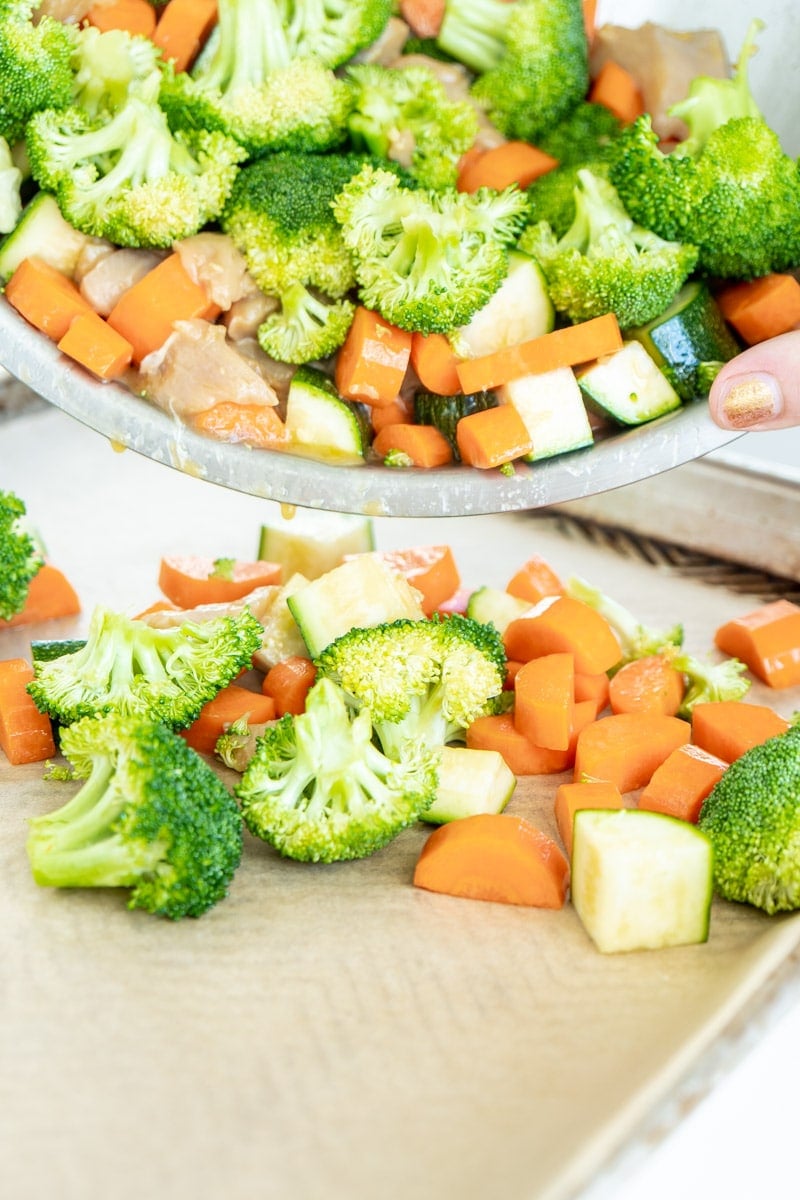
[2,409,799,1200]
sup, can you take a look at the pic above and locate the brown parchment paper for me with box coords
[2,410,799,1200]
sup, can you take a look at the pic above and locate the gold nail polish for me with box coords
[721,378,780,428]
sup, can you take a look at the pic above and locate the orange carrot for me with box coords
[413,813,570,909]
[574,670,610,713]
[608,653,685,716]
[181,683,276,756]
[514,652,575,752]
[504,658,524,690]
[505,554,563,604]
[589,60,645,124]
[262,655,317,717]
[466,712,572,775]
[582,0,597,43]
[714,599,800,689]
[716,274,800,345]
[107,253,220,364]
[456,313,623,394]
[554,779,623,858]
[158,555,282,608]
[152,0,218,72]
[365,545,461,618]
[57,310,134,380]
[133,599,179,620]
[372,422,454,468]
[0,658,56,765]
[457,141,558,193]
[0,564,80,629]
[370,393,414,434]
[86,0,157,37]
[410,331,462,396]
[573,712,691,792]
[503,595,621,675]
[5,256,94,342]
[191,401,289,451]
[455,402,533,469]
[691,700,790,763]
[399,0,445,38]
[334,306,412,406]
[638,742,728,824]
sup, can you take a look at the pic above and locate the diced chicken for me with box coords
[140,586,280,629]
[352,16,410,65]
[590,23,730,142]
[174,232,260,311]
[72,238,115,285]
[231,336,297,406]
[78,246,165,315]
[223,292,279,342]
[34,0,95,23]
[139,319,279,419]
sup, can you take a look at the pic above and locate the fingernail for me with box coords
[719,375,783,429]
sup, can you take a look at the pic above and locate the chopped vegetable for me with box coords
[513,652,575,752]
[715,599,800,689]
[0,489,45,622]
[0,657,56,765]
[639,742,728,825]
[503,595,622,676]
[261,655,317,718]
[553,778,623,858]
[572,712,691,792]
[690,700,790,763]
[182,682,276,757]
[157,555,282,609]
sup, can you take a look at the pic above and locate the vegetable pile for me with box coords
[2,494,800,952]
[1,1,799,472]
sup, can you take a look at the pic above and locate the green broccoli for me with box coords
[236,675,439,862]
[26,71,245,248]
[27,604,264,729]
[345,62,478,190]
[257,281,355,365]
[26,712,243,919]
[0,488,43,621]
[698,724,800,913]
[277,0,393,69]
[315,613,507,759]
[0,0,77,144]
[671,651,750,718]
[439,0,589,144]
[332,162,528,334]
[520,168,698,329]
[220,150,366,298]
[70,24,163,117]
[535,101,623,168]
[565,575,683,665]
[608,23,800,280]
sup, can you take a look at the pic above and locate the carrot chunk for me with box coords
[503,595,621,675]
[505,554,564,605]
[608,653,686,716]
[107,253,220,364]
[690,700,790,763]
[181,684,276,756]
[57,310,134,380]
[5,256,94,342]
[455,403,533,469]
[363,545,461,618]
[410,331,462,396]
[372,422,454,468]
[0,658,56,765]
[466,712,572,775]
[514,652,575,752]
[574,670,610,713]
[158,555,282,608]
[262,656,317,717]
[152,0,218,72]
[714,599,800,689]
[0,564,80,629]
[457,141,558,193]
[334,306,412,406]
[86,0,157,37]
[573,712,691,792]
[191,402,289,451]
[716,275,800,345]
[589,60,645,124]
[414,813,569,909]
[638,742,728,824]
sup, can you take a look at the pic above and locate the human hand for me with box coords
[708,330,800,431]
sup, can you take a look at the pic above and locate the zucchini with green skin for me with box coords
[0,192,90,283]
[423,746,516,825]
[257,511,374,581]
[449,250,555,359]
[285,365,371,464]
[628,282,741,401]
[413,389,497,460]
[30,637,87,663]
[498,366,594,462]
[576,340,682,426]
[466,585,530,636]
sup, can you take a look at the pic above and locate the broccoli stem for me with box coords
[436,0,513,74]
[195,0,291,91]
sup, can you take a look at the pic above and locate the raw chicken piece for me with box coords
[79,247,165,316]
[174,232,259,312]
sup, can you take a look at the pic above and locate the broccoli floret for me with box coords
[671,651,750,718]
[698,725,800,913]
[0,132,22,234]
[277,0,393,69]
[332,163,528,333]
[345,62,478,191]
[70,24,163,117]
[521,168,698,329]
[565,575,682,666]
[236,675,439,862]
[26,71,245,249]
[609,25,800,279]
[26,712,243,919]
[257,281,355,365]
[465,0,589,144]
[221,150,366,297]
[535,101,623,168]
[0,488,43,621]
[161,53,353,158]
[315,613,507,759]
[435,0,515,73]
[27,604,263,729]
[0,0,77,144]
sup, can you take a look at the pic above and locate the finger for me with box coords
[708,330,800,431]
